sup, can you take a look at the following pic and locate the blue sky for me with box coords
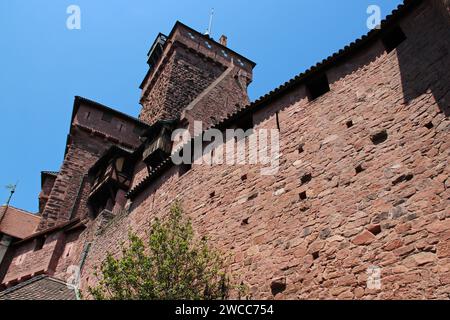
[0,0,403,213]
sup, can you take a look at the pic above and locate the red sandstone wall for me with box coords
[39,174,57,213]
[39,100,147,230]
[38,144,100,230]
[77,1,450,299]
[52,229,84,282]
[139,46,226,125]
[182,65,251,130]
[3,232,64,284]
[74,103,144,148]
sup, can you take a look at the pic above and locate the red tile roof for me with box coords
[0,206,41,239]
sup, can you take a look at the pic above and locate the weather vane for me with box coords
[5,182,18,207]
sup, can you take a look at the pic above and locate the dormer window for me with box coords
[306,74,330,101]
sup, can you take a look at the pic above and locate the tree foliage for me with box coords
[88,202,229,300]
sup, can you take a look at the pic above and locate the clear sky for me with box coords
[0,0,403,213]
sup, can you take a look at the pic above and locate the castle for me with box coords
[0,0,449,300]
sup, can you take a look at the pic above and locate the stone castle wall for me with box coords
[1,0,449,300]
[76,1,449,299]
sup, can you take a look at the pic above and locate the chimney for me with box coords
[219,35,228,47]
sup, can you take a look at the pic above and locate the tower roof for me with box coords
[139,21,256,90]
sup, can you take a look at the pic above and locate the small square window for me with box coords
[298,144,305,154]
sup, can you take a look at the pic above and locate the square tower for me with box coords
[139,22,255,126]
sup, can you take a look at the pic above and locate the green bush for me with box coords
[88,202,229,300]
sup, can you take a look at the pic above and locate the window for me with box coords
[101,112,113,123]
[85,112,91,120]
[306,74,330,101]
[382,25,406,53]
[355,164,365,175]
[371,130,388,145]
[300,173,312,185]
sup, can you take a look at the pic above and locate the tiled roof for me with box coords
[126,0,423,200]
[0,275,77,300]
[0,206,40,239]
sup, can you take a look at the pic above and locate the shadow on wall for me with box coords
[396,1,450,117]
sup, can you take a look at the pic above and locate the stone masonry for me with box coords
[0,0,449,300]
